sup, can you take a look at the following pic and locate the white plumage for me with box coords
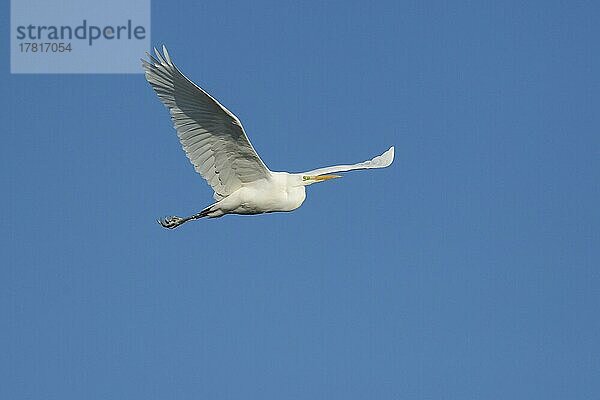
[143,46,394,229]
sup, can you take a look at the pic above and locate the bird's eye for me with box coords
[302,176,310,181]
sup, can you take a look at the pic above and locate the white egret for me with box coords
[143,46,394,229]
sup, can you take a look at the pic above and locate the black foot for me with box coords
[158,215,185,229]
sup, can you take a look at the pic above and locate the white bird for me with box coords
[143,46,394,229]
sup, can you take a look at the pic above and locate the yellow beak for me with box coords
[313,174,342,182]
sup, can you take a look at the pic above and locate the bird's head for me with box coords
[299,174,342,186]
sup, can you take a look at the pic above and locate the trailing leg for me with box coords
[157,204,214,229]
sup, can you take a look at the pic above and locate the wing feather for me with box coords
[143,46,271,198]
[302,146,394,176]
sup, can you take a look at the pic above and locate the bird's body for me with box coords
[207,172,306,217]
[143,46,394,229]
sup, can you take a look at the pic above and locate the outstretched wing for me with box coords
[302,146,394,176]
[142,46,271,199]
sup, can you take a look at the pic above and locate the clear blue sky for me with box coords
[1,1,599,399]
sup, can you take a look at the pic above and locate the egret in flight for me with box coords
[143,46,394,229]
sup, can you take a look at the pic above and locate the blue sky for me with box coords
[1,1,599,399]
